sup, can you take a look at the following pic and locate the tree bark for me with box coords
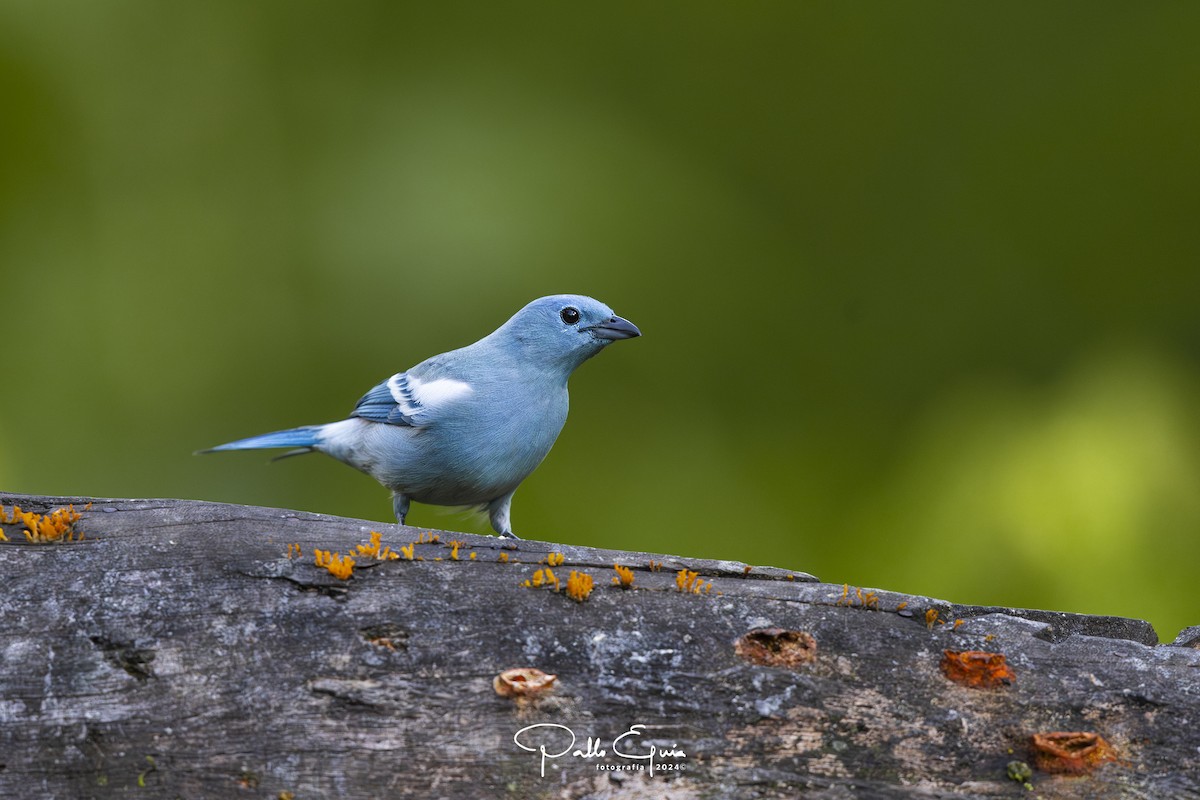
[1,494,1197,799]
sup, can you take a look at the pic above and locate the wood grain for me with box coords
[1,494,1196,799]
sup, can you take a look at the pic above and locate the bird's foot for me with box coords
[392,494,410,526]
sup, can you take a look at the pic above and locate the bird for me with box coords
[201,294,640,538]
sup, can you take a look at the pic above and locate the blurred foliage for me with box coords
[2,2,1198,639]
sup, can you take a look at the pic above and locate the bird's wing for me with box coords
[350,367,474,427]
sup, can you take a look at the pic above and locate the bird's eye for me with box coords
[560,307,580,325]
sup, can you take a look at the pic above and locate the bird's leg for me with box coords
[392,493,410,525]
[487,491,520,539]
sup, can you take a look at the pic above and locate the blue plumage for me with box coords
[201,295,640,537]
[205,426,322,451]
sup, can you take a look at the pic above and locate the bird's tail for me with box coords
[198,425,324,459]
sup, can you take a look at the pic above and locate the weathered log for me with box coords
[1,493,1197,799]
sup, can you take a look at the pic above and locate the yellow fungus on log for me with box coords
[676,569,703,593]
[314,549,354,580]
[566,571,594,602]
[1,503,87,543]
[612,564,635,588]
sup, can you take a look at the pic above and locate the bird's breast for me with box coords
[389,388,569,505]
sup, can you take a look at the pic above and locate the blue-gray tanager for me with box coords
[202,295,640,537]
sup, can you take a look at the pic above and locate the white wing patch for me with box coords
[388,373,473,419]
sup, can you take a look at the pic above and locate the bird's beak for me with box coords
[586,315,642,341]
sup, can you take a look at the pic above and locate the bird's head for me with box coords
[497,294,641,372]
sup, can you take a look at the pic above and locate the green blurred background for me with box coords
[2,3,1198,640]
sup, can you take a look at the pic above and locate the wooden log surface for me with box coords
[1,493,1198,799]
